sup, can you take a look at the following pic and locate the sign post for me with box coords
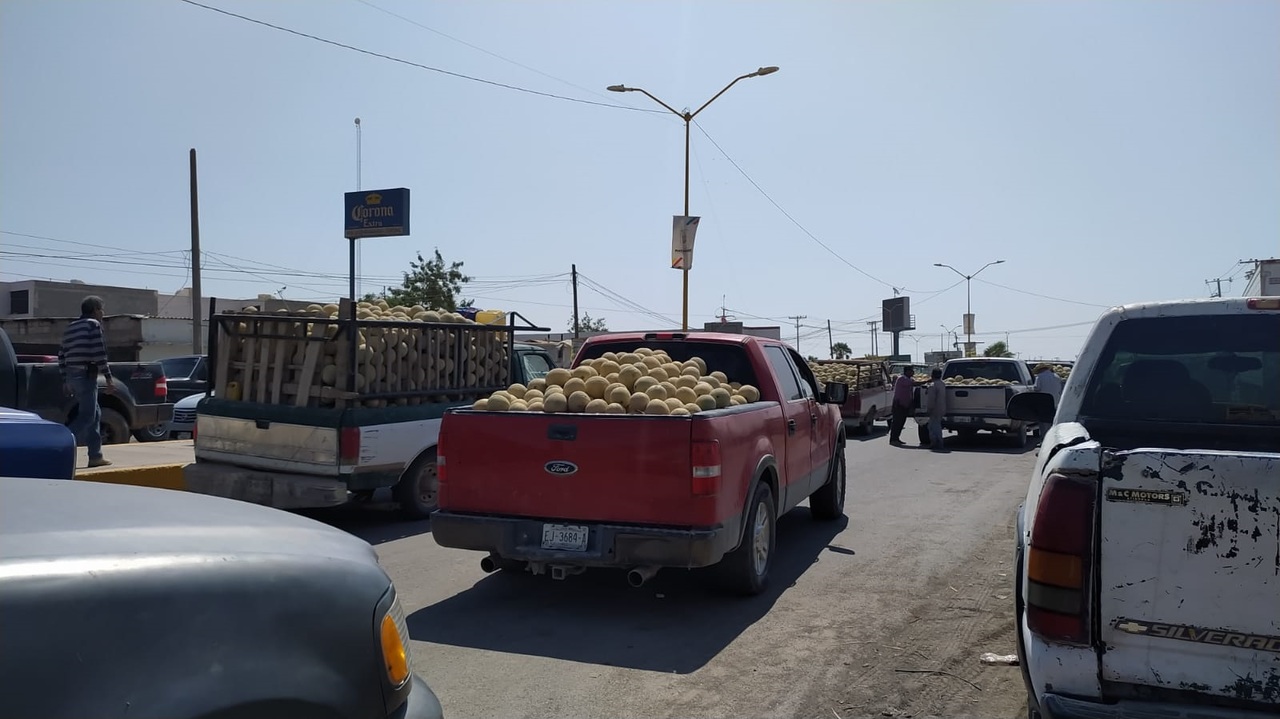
[343,188,411,393]
[671,215,700,271]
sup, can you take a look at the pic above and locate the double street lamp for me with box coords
[934,259,1005,352]
[608,66,780,331]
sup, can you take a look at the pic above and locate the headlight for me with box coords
[379,590,411,688]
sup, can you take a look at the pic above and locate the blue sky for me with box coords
[2,0,1276,360]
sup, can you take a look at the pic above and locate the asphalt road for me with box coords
[322,426,1037,719]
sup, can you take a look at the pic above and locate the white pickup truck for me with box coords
[1008,296,1280,719]
[918,357,1034,447]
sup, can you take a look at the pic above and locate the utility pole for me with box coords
[866,321,879,356]
[1204,277,1229,297]
[827,319,834,358]
[189,148,202,354]
[571,264,580,339]
[788,315,807,351]
[354,118,362,298]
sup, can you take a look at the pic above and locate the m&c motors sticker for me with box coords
[1105,487,1188,507]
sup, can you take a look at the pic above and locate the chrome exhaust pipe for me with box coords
[626,565,660,588]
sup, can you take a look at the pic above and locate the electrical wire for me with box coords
[692,121,950,296]
[972,278,1112,309]
[176,0,662,114]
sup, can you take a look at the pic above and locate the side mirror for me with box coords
[1008,391,1055,423]
[823,382,849,405]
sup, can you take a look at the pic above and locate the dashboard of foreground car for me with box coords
[0,477,444,719]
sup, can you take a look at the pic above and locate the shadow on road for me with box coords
[300,498,433,545]
[406,509,849,673]
[844,423,888,442]
[939,431,1038,456]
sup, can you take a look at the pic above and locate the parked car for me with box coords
[0,406,75,480]
[0,476,445,719]
[159,354,209,403]
[1008,296,1279,719]
[432,331,850,595]
[0,327,174,445]
[167,390,206,439]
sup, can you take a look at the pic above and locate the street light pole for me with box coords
[933,259,1005,351]
[609,67,779,331]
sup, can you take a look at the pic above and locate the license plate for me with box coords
[541,524,589,552]
[952,416,971,422]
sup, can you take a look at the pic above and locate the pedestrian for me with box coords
[1032,363,1064,442]
[888,365,917,446]
[927,367,947,451]
[58,296,115,468]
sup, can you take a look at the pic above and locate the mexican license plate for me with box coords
[541,523,589,552]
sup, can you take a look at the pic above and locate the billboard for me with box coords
[881,296,913,332]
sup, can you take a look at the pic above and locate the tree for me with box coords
[830,341,852,359]
[363,248,471,310]
[568,312,608,334]
[983,340,1015,358]
[806,355,819,363]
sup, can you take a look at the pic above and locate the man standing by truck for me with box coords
[1031,363,1063,442]
[58,296,114,468]
[925,367,947,451]
[888,365,917,446]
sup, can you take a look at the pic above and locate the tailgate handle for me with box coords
[254,419,271,430]
[954,390,969,397]
[548,424,578,441]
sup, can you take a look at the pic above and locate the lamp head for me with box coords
[606,85,629,93]
[755,66,780,76]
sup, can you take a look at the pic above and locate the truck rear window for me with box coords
[943,361,1023,383]
[577,340,760,387]
[1080,314,1280,425]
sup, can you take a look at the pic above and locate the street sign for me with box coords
[671,215,700,270]
[345,188,410,239]
[963,313,975,336]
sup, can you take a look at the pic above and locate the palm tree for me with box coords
[830,341,852,359]
[983,340,1015,358]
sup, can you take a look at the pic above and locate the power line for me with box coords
[176,0,662,115]
[972,278,1111,308]
[692,121,948,296]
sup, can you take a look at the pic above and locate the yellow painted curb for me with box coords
[76,463,189,492]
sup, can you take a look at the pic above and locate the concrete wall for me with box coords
[0,280,158,319]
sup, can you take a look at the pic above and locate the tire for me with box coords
[393,450,438,519]
[809,444,846,520]
[1012,421,1029,449]
[860,408,876,436]
[99,408,130,445]
[720,482,776,596]
[133,423,170,443]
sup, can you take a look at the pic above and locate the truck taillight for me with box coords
[691,440,721,496]
[340,427,361,465]
[1026,472,1096,646]
[155,376,168,399]
[1246,297,1280,310]
[436,435,446,484]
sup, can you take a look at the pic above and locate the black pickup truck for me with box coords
[0,327,174,444]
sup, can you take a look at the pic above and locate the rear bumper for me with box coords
[132,402,174,428]
[941,415,1014,431]
[183,461,349,509]
[1040,693,1278,719]
[431,510,736,569]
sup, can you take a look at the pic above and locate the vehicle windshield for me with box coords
[160,356,199,379]
[1079,313,1280,425]
[942,360,1023,383]
[519,351,552,381]
[577,340,760,387]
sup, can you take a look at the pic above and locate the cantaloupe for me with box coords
[567,391,591,413]
[585,376,610,399]
[543,393,568,413]
[711,387,732,408]
[644,398,670,415]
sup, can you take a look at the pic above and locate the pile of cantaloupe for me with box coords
[229,299,508,407]
[472,347,762,415]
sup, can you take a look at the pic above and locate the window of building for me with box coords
[9,290,30,315]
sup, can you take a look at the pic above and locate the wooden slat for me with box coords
[269,319,297,404]
[255,317,275,404]
[294,319,329,407]
[240,324,258,401]
[214,320,236,398]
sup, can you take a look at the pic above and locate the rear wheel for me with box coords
[809,446,846,520]
[1011,421,1030,449]
[393,450,438,519]
[133,423,169,442]
[720,482,776,596]
[99,408,130,445]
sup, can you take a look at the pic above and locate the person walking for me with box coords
[888,365,918,446]
[926,367,948,451]
[1032,363,1064,442]
[59,296,115,468]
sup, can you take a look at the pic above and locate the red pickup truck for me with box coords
[431,331,850,595]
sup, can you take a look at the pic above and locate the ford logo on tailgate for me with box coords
[544,461,578,476]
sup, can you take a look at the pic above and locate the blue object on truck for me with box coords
[0,406,76,480]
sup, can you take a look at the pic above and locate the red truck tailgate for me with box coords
[439,410,707,526]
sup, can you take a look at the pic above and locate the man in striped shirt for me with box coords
[58,296,116,467]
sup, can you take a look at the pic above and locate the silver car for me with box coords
[167,390,205,439]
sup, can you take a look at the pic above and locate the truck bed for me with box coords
[439,402,784,528]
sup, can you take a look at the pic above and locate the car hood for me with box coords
[0,478,378,568]
[175,392,206,409]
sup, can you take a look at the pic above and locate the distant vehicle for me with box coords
[1009,296,1280,719]
[0,406,75,480]
[0,476,445,719]
[158,354,209,403]
[167,390,206,439]
[0,327,173,445]
[915,357,1034,447]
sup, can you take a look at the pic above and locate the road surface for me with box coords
[316,427,1036,719]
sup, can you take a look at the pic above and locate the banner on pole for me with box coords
[671,215,700,270]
